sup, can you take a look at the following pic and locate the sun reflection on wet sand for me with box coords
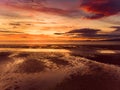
[97,50,119,54]
[0,45,120,90]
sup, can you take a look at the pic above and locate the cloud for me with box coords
[67,28,100,34]
[0,0,97,18]
[55,27,120,40]
[0,10,26,18]
[8,22,33,29]
[9,22,21,26]
[1,0,69,16]
[80,0,120,19]
[110,26,120,35]
[0,0,120,19]
[0,28,23,34]
[9,22,32,26]
[113,26,120,30]
[67,28,102,38]
[55,28,101,38]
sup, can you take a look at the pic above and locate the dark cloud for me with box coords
[67,28,100,34]
[9,23,21,26]
[9,22,32,29]
[67,28,101,37]
[0,29,23,34]
[55,27,120,40]
[111,26,120,31]
[55,28,101,38]
[103,27,120,40]
[54,33,64,35]
[109,26,120,35]
[80,0,120,19]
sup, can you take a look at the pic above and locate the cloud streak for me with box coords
[0,29,23,34]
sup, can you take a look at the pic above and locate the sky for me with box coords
[0,0,120,42]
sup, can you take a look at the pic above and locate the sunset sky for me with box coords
[0,0,120,42]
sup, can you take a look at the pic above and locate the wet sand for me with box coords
[0,44,120,90]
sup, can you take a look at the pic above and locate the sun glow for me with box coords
[0,0,119,42]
